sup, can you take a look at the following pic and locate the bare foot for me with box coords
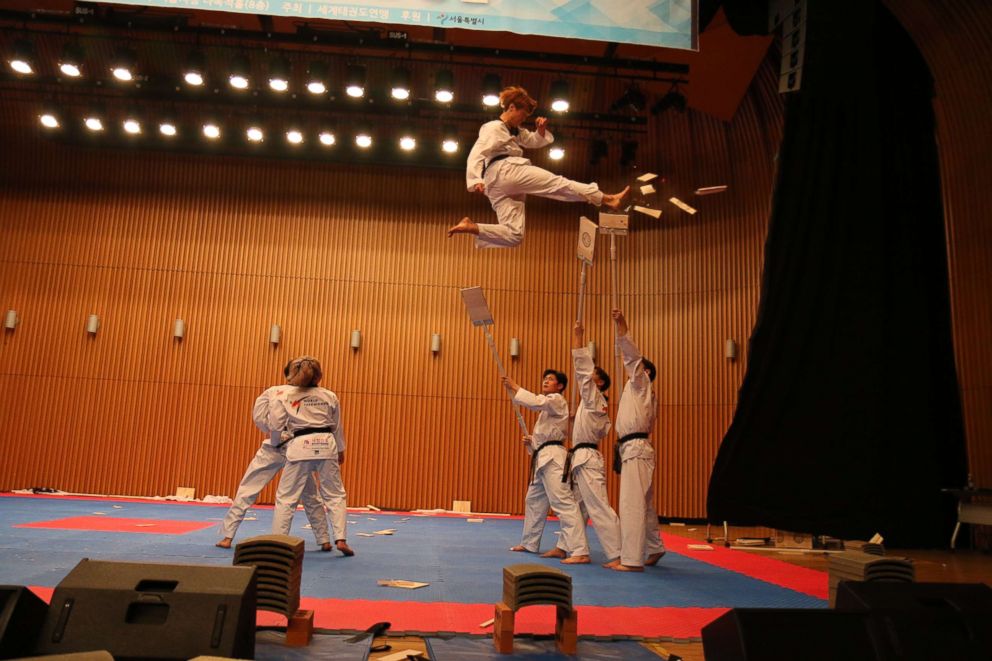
[509,545,534,553]
[320,543,332,552]
[645,551,666,566]
[612,564,644,572]
[336,540,355,557]
[602,186,630,210]
[601,559,621,569]
[541,548,567,559]
[561,555,590,565]
[215,537,232,549]
[447,216,479,238]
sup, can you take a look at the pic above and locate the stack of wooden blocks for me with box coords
[494,563,576,655]
[828,550,915,607]
[234,534,311,646]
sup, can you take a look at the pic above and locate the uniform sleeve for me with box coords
[572,347,604,411]
[331,393,346,453]
[517,127,554,149]
[466,122,499,190]
[617,334,651,393]
[513,387,556,413]
[266,389,291,437]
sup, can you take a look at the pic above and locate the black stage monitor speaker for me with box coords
[0,585,48,659]
[33,559,256,661]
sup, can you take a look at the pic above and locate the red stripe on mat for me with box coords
[15,516,215,535]
[663,533,828,599]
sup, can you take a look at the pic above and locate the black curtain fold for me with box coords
[707,0,966,547]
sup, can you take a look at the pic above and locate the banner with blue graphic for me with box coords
[99,0,697,50]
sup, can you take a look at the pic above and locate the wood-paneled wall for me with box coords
[883,0,992,488]
[0,54,781,516]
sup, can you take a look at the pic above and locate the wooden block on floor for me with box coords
[555,605,577,655]
[285,608,314,647]
[493,601,515,654]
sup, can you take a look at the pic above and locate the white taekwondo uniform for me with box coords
[555,347,622,561]
[512,387,589,557]
[269,386,348,542]
[614,333,665,567]
[466,119,605,249]
[219,385,330,545]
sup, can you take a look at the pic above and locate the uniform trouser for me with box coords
[618,452,665,567]
[476,161,604,249]
[220,443,329,544]
[518,460,590,556]
[272,456,348,542]
[556,462,622,561]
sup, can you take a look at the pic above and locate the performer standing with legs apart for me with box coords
[545,321,622,566]
[503,369,590,564]
[269,356,354,557]
[216,359,334,551]
[606,309,666,572]
[448,86,629,249]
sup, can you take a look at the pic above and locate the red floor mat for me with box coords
[16,516,215,535]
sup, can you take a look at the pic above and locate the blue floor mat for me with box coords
[426,636,662,660]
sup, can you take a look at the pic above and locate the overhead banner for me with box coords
[101,0,697,50]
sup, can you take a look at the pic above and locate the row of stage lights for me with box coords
[7,39,573,112]
[34,107,570,160]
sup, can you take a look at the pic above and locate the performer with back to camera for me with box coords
[544,321,622,566]
[502,368,591,564]
[606,309,666,572]
[268,356,354,557]
[448,85,629,249]
[216,358,337,552]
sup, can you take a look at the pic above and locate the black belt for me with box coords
[482,153,509,175]
[613,432,648,474]
[561,443,600,483]
[275,426,333,448]
[529,440,564,481]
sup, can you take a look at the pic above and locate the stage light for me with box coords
[183,50,205,86]
[620,140,638,167]
[286,127,304,145]
[391,67,411,100]
[610,83,646,114]
[59,43,84,78]
[228,54,251,90]
[549,144,565,160]
[268,55,290,92]
[245,120,264,143]
[159,119,178,137]
[589,138,608,166]
[441,125,459,154]
[549,79,570,113]
[39,109,60,129]
[202,120,221,140]
[398,129,416,151]
[345,64,366,98]
[111,48,137,82]
[355,129,372,149]
[434,69,454,103]
[651,84,687,114]
[319,130,336,146]
[9,40,35,75]
[306,61,328,94]
[122,111,142,135]
[83,106,104,132]
[481,73,501,107]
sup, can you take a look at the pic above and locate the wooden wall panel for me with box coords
[884,0,992,487]
[0,55,783,518]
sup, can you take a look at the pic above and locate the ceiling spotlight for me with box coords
[202,121,221,140]
[268,55,290,93]
[391,67,411,101]
[482,73,501,107]
[610,83,647,114]
[345,64,366,98]
[122,111,142,135]
[286,128,304,145]
[318,130,336,146]
[38,110,60,129]
[549,79,570,113]
[441,125,459,154]
[158,119,178,137]
[183,50,206,86]
[246,121,264,143]
[111,48,137,82]
[355,129,372,149]
[59,43,84,78]
[84,113,104,132]
[306,61,328,95]
[434,69,454,103]
[228,54,251,90]
[651,83,687,115]
[9,40,35,75]
[549,144,565,160]
[398,132,416,151]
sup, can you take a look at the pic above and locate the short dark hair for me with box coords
[641,358,656,382]
[282,360,293,378]
[594,366,611,393]
[542,368,568,392]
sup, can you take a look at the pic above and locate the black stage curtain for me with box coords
[706,0,967,547]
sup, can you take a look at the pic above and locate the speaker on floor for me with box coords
[0,585,48,659]
[33,559,256,660]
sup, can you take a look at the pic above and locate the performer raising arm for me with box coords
[448,86,629,249]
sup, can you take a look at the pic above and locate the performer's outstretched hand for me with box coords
[534,116,548,136]
[573,321,585,348]
[472,183,485,194]
[611,309,629,337]
[502,375,520,394]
